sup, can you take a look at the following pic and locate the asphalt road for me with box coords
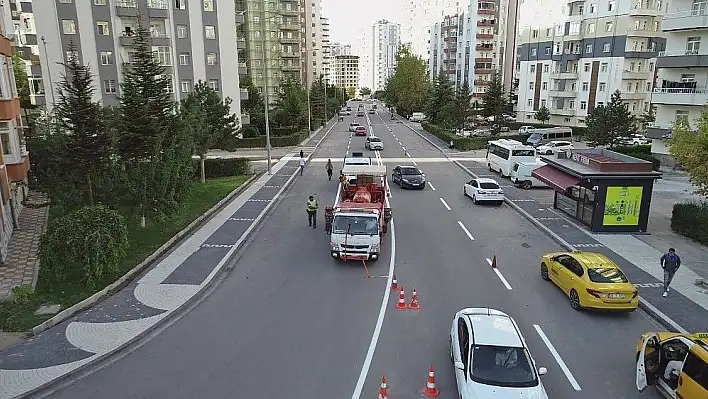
[47,104,663,399]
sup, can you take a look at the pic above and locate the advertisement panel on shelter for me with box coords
[603,186,643,226]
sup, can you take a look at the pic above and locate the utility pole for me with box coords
[307,80,312,137]
[260,5,272,175]
[323,75,328,124]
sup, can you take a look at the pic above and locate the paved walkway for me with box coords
[399,117,708,334]
[0,122,337,399]
[0,192,49,300]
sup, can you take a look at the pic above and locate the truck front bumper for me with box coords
[331,251,379,261]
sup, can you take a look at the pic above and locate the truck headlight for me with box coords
[370,244,380,252]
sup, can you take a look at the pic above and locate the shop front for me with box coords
[532,149,662,233]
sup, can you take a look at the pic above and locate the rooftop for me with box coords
[541,149,663,178]
[460,308,524,347]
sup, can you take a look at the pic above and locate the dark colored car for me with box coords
[354,126,367,136]
[346,106,352,111]
[392,165,426,189]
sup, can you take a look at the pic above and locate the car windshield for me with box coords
[479,182,500,189]
[332,215,379,235]
[588,267,628,283]
[400,167,422,175]
[356,127,366,131]
[528,132,543,140]
[471,345,538,388]
[370,138,381,142]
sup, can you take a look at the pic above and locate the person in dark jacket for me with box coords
[660,248,681,297]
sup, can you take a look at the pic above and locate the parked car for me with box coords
[463,178,504,205]
[619,134,651,146]
[536,140,574,155]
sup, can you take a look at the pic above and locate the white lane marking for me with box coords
[428,182,436,191]
[410,159,418,166]
[533,325,582,391]
[486,258,512,290]
[457,221,475,241]
[401,146,406,151]
[439,197,451,211]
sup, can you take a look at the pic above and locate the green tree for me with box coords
[309,76,326,128]
[454,82,473,130]
[481,72,506,130]
[534,105,551,124]
[670,107,708,195]
[638,105,656,131]
[12,51,32,111]
[239,75,265,134]
[425,71,455,125]
[182,81,237,182]
[346,86,356,99]
[360,87,372,96]
[585,90,636,146]
[383,44,429,117]
[273,78,308,129]
[55,42,113,204]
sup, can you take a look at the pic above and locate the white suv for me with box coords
[536,140,573,155]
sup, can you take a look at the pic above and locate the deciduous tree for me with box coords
[239,75,265,134]
[359,87,372,96]
[383,45,429,117]
[670,106,708,195]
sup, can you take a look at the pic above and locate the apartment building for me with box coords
[320,16,330,84]
[516,0,666,126]
[372,19,401,92]
[648,0,708,137]
[405,0,460,57]
[428,0,516,97]
[332,54,359,95]
[0,4,29,262]
[302,0,323,88]
[5,0,44,107]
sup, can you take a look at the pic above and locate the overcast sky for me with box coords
[321,0,406,52]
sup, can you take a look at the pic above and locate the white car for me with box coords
[349,122,360,132]
[463,178,504,205]
[536,140,573,155]
[619,134,651,146]
[450,308,549,399]
[365,136,384,150]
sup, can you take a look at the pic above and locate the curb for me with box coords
[29,173,260,336]
[397,116,685,333]
[18,118,340,399]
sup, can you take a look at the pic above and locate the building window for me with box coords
[687,37,701,53]
[103,79,117,94]
[531,48,537,56]
[541,99,547,107]
[175,0,186,9]
[599,82,606,91]
[600,62,608,72]
[585,44,593,53]
[205,26,216,39]
[587,23,595,33]
[94,0,107,4]
[608,0,615,10]
[59,0,72,3]
[181,79,193,93]
[530,64,535,73]
[582,82,589,91]
[97,21,110,36]
[603,43,611,52]
[152,46,172,65]
[179,52,190,65]
[148,0,168,7]
[62,20,76,34]
[542,82,548,90]
[545,47,551,55]
[204,0,214,11]
[177,25,188,38]
[584,63,590,72]
[527,99,533,106]
[529,82,534,90]
[569,100,575,108]
[207,52,218,65]
[65,50,79,62]
[580,101,587,110]
[605,22,613,32]
[100,51,113,65]
[543,65,549,73]
[209,79,220,91]
[590,3,596,12]
[1,131,11,156]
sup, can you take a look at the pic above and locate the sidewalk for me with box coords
[0,123,336,399]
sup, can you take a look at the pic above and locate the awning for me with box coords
[532,165,581,192]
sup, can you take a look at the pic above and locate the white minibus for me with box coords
[526,127,573,147]
[486,139,537,178]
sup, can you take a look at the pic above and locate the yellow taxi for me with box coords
[539,251,638,311]
[636,332,708,398]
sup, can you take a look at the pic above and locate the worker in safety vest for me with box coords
[307,195,318,228]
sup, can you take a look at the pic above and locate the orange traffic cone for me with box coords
[378,376,389,399]
[423,365,440,397]
[408,288,421,310]
[391,274,398,290]
[395,286,407,310]
[491,255,497,269]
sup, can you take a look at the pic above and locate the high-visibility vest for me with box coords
[307,199,318,211]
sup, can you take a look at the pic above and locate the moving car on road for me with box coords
[357,111,365,117]
[540,251,638,311]
[536,140,573,155]
[391,165,426,189]
[450,308,549,399]
[349,122,361,132]
[636,331,708,399]
[365,136,384,150]
[354,126,367,136]
[463,178,504,205]
[487,139,537,178]
[511,161,548,189]
[368,109,375,114]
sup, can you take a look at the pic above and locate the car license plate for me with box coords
[608,293,625,299]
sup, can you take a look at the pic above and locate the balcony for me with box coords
[240,113,250,125]
[657,49,708,68]
[620,91,650,100]
[475,57,493,62]
[119,34,137,46]
[280,7,299,16]
[627,27,655,37]
[281,51,299,58]
[150,31,170,45]
[652,87,708,106]
[552,108,576,116]
[240,88,249,101]
[475,68,493,74]
[235,13,245,25]
[549,71,578,80]
[549,89,577,97]
[476,44,494,51]
[474,80,489,86]
[478,8,495,14]
[622,70,650,80]
[237,37,246,49]
[629,5,661,16]
[662,9,708,31]
[281,23,300,30]
[238,62,247,75]
[282,64,300,71]
[476,33,494,39]
[116,0,138,17]
[477,20,495,26]
[279,37,299,44]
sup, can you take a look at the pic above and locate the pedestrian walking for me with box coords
[325,159,334,181]
[660,247,681,297]
[299,156,305,176]
[306,195,318,228]
[300,150,304,158]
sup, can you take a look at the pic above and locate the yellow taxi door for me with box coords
[676,349,708,399]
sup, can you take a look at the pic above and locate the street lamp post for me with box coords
[40,36,55,110]
[259,6,272,175]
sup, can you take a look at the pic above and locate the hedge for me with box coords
[421,122,531,151]
[224,129,309,150]
[610,145,661,171]
[194,158,251,179]
[671,201,708,246]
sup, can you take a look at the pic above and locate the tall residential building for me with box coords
[332,54,359,95]
[0,3,30,262]
[405,0,460,57]
[6,0,45,107]
[320,16,330,83]
[303,0,323,87]
[428,0,516,96]
[515,0,666,127]
[371,19,401,92]
[35,0,247,122]
[648,0,708,137]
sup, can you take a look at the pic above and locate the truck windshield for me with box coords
[333,215,379,235]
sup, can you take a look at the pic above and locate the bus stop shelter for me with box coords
[532,149,662,233]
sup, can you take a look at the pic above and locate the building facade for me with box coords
[302,0,323,88]
[5,0,45,107]
[371,19,401,92]
[428,0,516,97]
[320,16,330,84]
[332,54,359,96]
[405,0,460,57]
[648,0,708,137]
[516,0,666,126]
[0,3,29,262]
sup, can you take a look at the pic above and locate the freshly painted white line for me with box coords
[485,258,512,290]
[439,197,451,211]
[457,221,475,241]
[428,182,436,191]
[533,324,582,391]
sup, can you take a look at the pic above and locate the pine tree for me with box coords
[534,106,551,124]
[425,70,455,124]
[239,75,265,134]
[309,76,326,127]
[55,41,113,204]
[273,77,307,128]
[481,72,506,128]
[454,82,473,130]
[586,90,636,146]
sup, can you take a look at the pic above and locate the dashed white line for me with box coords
[439,197,451,211]
[533,325,582,391]
[457,221,475,241]
[410,159,418,166]
[428,182,436,191]
[486,258,513,290]
[401,146,406,151]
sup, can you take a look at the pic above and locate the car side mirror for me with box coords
[454,361,465,370]
[538,367,548,376]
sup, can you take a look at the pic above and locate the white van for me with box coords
[409,112,426,122]
[511,161,548,189]
[526,127,573,147]
[518,126,536,134]
[487,139,537,178]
